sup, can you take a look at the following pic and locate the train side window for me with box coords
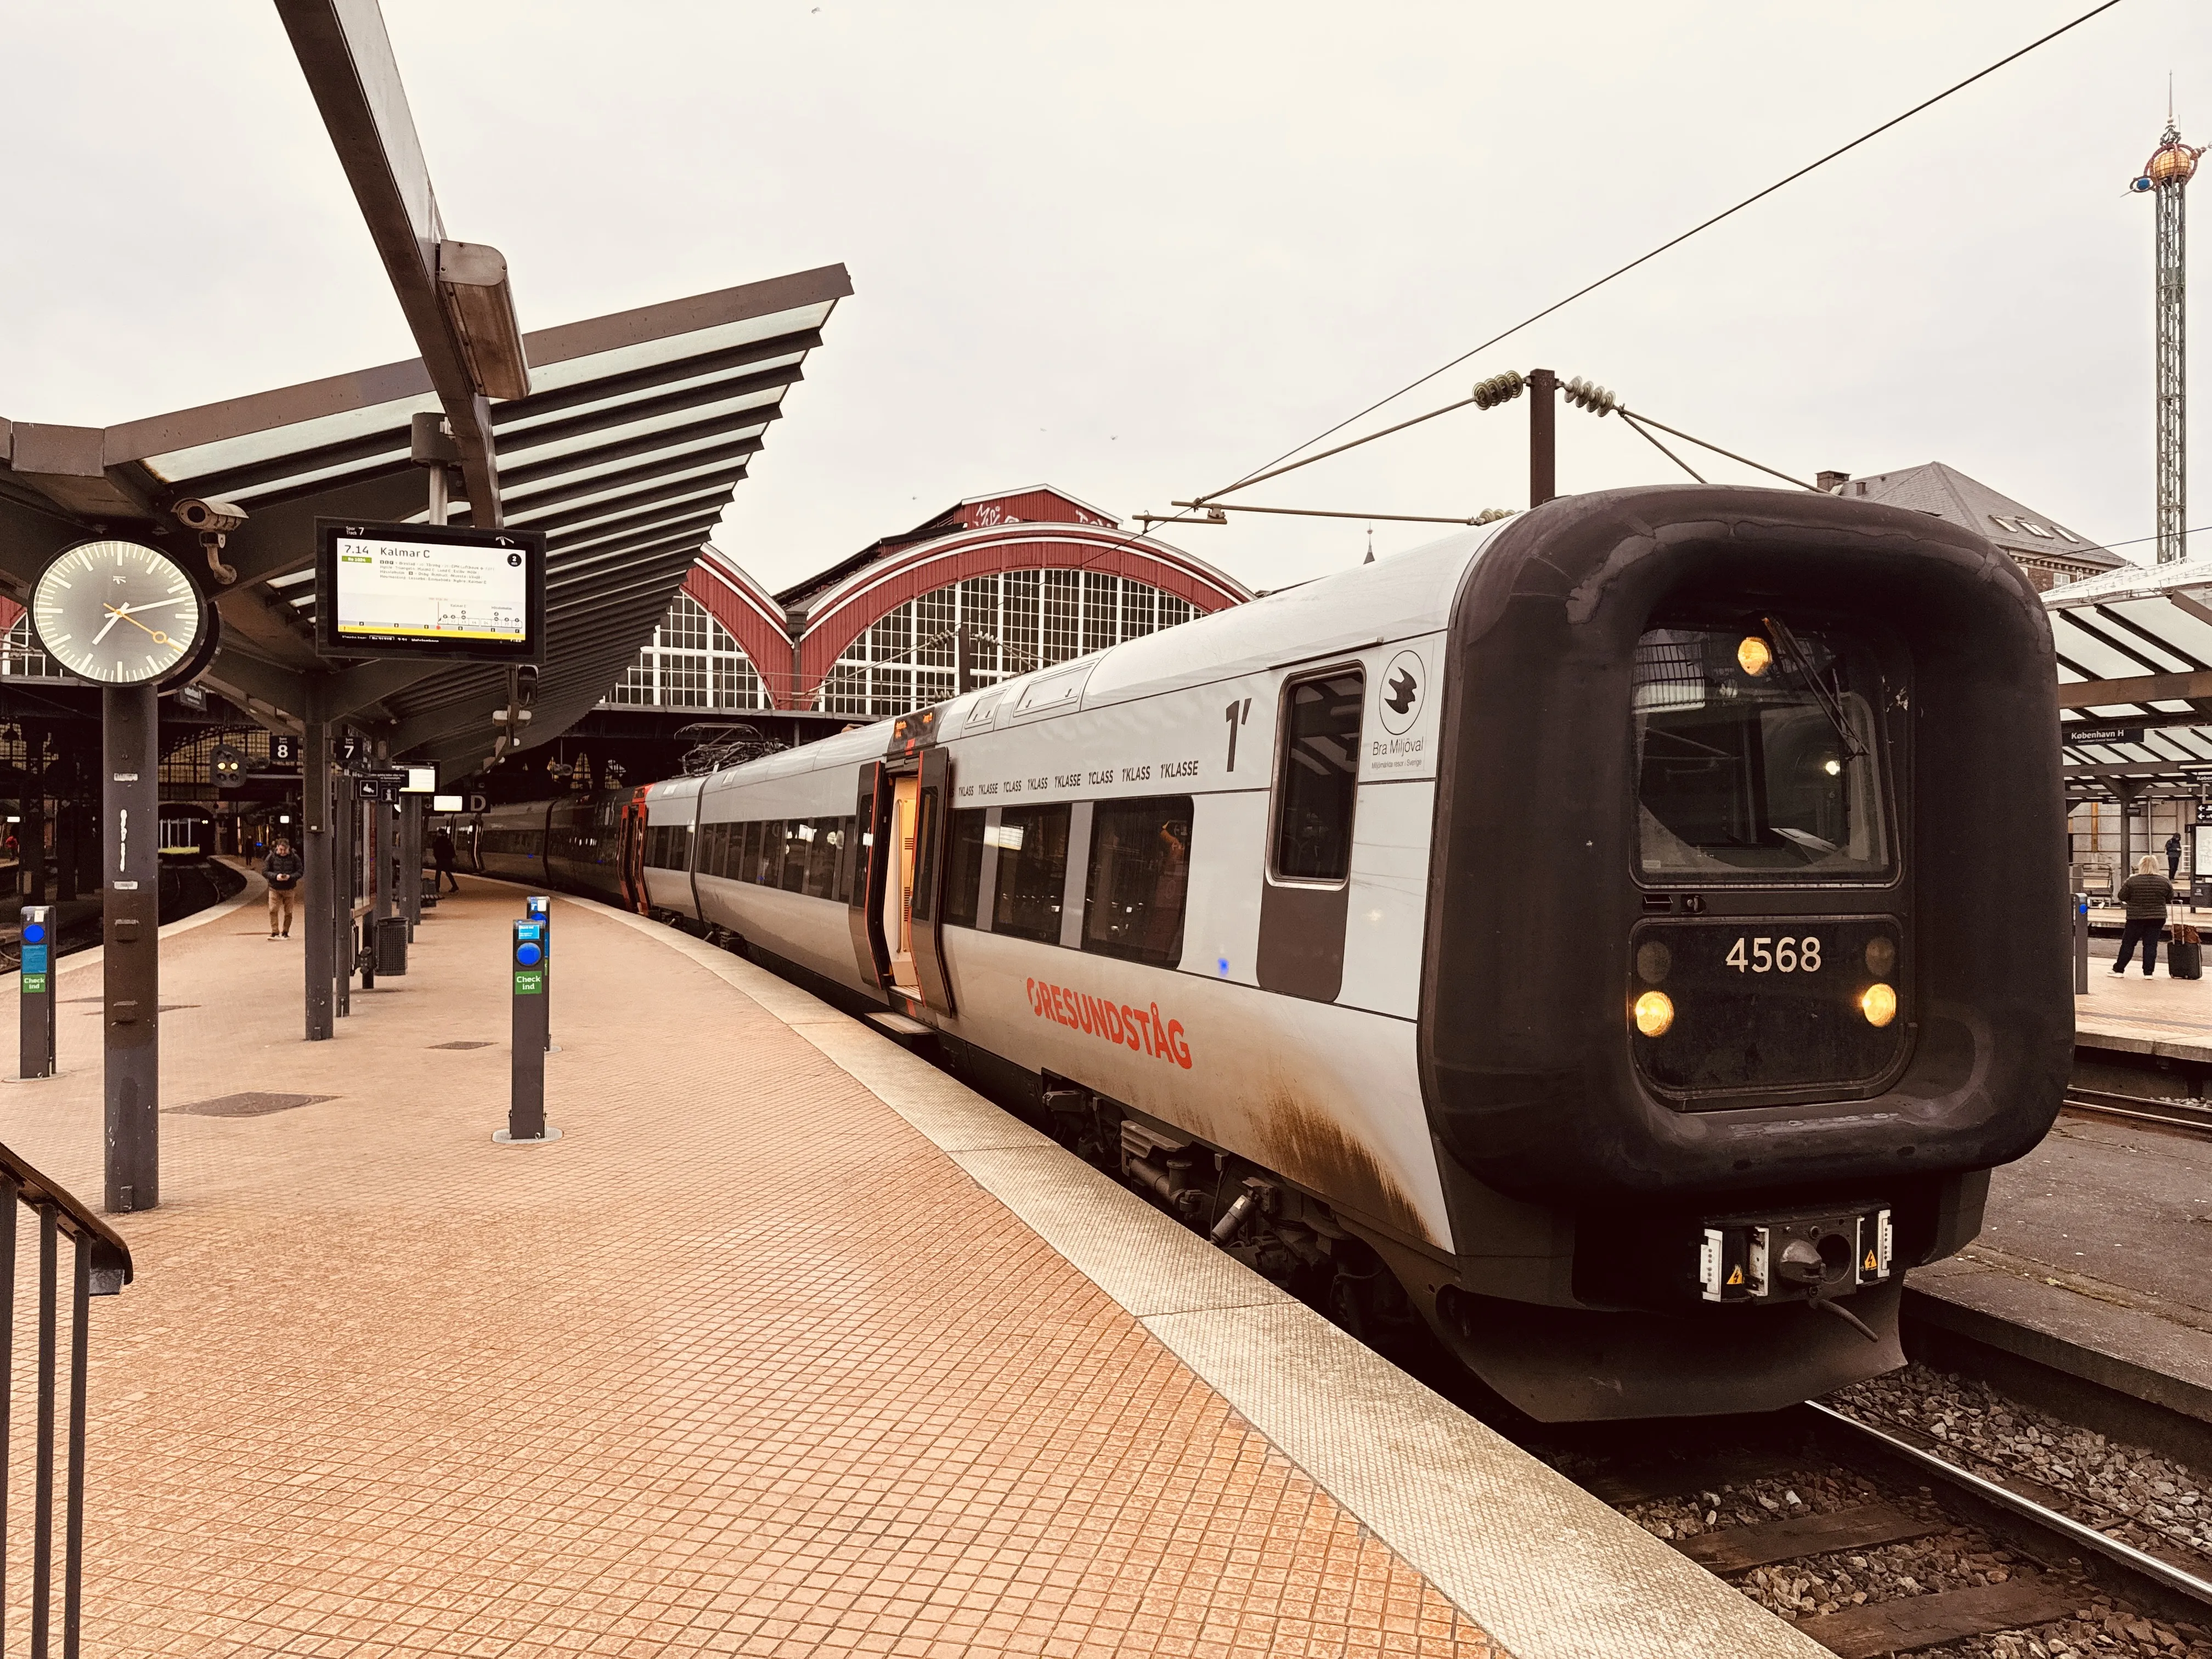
[779,822,808,892]
[943,809,988,928]
[833,816,858,902]
[805,818,840,898]
[991,804,1071,943]
[1271,669,1364,883]
[737,821,760,883]
[755,820,781,887]
[1084,797,1193,967]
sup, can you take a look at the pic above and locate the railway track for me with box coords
[1544,1389,2212,1657]
[2061,1087,2212,1139]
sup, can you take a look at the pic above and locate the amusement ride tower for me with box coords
[2134,117,2205,563]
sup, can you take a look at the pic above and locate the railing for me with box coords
[0,1144,132,1656]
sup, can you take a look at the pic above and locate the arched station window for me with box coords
[1,617,59,680]
[604,592,767,712]
[819,571,1196,718]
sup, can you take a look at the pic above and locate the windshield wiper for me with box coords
[1761,613,1867,763]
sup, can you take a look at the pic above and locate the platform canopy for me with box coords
[2046,554,2212,797]
[0,263,849,772]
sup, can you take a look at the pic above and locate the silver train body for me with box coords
[471,487,2070,1420]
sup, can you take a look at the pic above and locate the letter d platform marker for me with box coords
[494,919,561,1145]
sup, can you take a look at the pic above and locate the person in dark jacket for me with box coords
[2169,832,2184,882]
[431,828,460,893]
[2113,855,2175,977]
[263,838,303,939]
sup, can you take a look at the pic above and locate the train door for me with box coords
[906,745,956,1014]
[618,787,651,912]
[1257,664,1364,1001]
[884,774,922,991]
[847,763,895,994]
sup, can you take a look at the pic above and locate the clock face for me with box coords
[31,540,204,686]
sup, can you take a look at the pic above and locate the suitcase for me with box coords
[2168,905,2203,979]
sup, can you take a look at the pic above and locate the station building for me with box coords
[538,486,1254,779]
[1814,461,2122,591]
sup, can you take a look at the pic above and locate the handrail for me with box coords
[0,1143,131,1292]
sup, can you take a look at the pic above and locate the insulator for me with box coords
[1471,370,1525,410]
[1562,375,1617,416]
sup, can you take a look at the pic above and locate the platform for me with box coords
[0,877,1819,1657]
[1911,1020,2212,1451]
[2074,956,2212,1065]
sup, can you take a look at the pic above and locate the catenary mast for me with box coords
[2135,116,2204,563]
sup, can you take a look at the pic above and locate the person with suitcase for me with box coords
[2113,855,2175,977]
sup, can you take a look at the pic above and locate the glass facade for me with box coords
[819,571,1197,719]
[603,591,768,712]
[1,617,59,680]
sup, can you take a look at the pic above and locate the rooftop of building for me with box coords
[1820,461,2123,577]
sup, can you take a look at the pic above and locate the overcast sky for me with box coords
[4,1,2208,595]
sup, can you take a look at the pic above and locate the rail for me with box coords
[0,1141,133,1656]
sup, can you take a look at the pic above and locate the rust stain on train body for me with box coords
[1258,1083,1432,1245]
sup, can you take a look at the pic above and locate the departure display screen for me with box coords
[313,519,545,664]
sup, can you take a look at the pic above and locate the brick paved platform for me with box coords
[0,875,1816,1659]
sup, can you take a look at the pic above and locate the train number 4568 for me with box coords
[1725,936,1822,973]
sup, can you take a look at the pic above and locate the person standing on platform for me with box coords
[431,827,460,894]
[263,837,303,939]
[2113,854,2175,977]
[2168,832,2183,882]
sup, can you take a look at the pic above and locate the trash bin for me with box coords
[374,915,409,976]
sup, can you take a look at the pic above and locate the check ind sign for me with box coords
[335,535,528,645]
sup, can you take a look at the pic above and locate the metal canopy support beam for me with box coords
[273,0,512,524]
[303,718,334,1040]
[2058,669,2212,708]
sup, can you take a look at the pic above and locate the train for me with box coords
[447,485,2070,1421]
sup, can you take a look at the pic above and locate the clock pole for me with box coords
[103,684,160,1212]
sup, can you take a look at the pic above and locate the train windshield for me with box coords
[1633,625,1890,879]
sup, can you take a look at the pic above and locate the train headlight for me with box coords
[1737,635,1773,677]
[1860,983,1897,1028]
[1633,990,1675,1037]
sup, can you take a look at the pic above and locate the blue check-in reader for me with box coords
[524,897,551,1048]
[19,906,55,1079]
[513,921,546,995]
[501,919,554,1145]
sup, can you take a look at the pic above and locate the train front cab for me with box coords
[1415,486,2072,1421]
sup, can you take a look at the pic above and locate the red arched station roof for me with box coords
[679,552,800,705]
[791,521,1250,708]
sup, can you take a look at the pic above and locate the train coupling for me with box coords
[1697,1205,1892,1304]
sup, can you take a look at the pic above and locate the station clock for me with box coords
[31,539,207,686]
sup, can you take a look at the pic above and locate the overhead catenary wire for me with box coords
[1615,408,1818,492]
[1167,500,1511,527]
[1618,413,1706,483]
[1188,0,2128,510]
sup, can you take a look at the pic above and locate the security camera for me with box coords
[171,498,247,534]
[171,498,248,584]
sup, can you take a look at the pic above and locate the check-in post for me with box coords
[526,895,550,1048]
[19,906,55,1079]
[496,920,558,1146]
